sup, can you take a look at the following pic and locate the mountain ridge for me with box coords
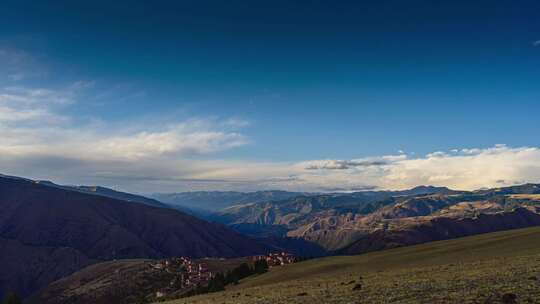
[151,190,307,212]
[34,181,170,208]
[212,185,540,252]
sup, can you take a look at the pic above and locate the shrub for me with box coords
[2,292,21,304]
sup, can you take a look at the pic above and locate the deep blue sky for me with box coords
[0,1,540,192]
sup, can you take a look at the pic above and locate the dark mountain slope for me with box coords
[0,237,96,301]
[35,181,169,208]
[0,176,267,299]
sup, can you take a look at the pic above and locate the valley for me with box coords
[2,173,540,303]
[3,4,538,303]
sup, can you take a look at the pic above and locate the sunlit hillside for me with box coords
[163,227,540,304]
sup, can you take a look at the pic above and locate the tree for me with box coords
[225,270,239,285]
[233,263,253,279]
[207,273,225,292]
[2,292,21,304]
[254,259,269,274]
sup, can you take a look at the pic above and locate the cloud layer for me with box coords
[0,86,245,155]
[1,46,540,193]
[1,78,539,193]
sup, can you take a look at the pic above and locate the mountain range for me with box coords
[0,176,268,299]
[211,184,540,252]
[151,190,306,212]
[3,172,540,302]
[151,186,458,213]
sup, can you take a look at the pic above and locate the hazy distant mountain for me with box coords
[0,176,268,299]
[391,185,459,196]
[475,183,540,195]
[151,190,306,211]
[151,187,458,213]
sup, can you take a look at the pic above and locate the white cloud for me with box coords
[0,113,248,162]
[90,122,247,159]
[0,47,254,192]
[534,40,540,46]
[426,151,448,158]
[0,82,92,127]
[172,145,540,193]
[0,47,46,81]
[0,106,64,124]
[1,84,538,193]
[3,90,539,193]
[380,145,540,190]
[301,157,396,170]
[0,77,248,160]
[1,47,539,193]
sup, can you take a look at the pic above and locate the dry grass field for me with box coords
[160,227,540,304]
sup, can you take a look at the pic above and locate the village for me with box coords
[252,252,296,268]
[150,256,212,297]
[150,252,297,299]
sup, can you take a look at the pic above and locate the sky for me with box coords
[0,0,539,193]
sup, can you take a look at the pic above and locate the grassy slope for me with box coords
[163,226,540,304]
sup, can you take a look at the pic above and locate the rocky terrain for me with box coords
[214,185,540,252]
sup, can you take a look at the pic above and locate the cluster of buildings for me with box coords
[252,252,296,267]
[151,257,213,298]
[151,252,297,299]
